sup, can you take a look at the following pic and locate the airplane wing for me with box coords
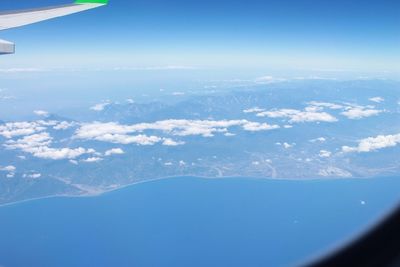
[0,0,108,55]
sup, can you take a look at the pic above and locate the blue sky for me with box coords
[0,0,399,75]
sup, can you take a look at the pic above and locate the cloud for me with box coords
[341,106,382,119]
[34,110,49,117]
[74,120,280,145]
[104,148,125,156]
[0,165,16,172]
[258,108,338,123]
[283,142,295,149]
[0,89,14,100]
[369,97,385,103]
[112,65,195,71]
[23,173,42,179]
[342,133,400,153]
[0,121,46,139]
[276,142,295,149]
[0,165,16,178]
[73,122,162,145]
[243,107,266,114]
[319,150,332,158]
[247,101,383,123]
[53,121,75,130]
[4,132,93,160]
[307,101,344,110]
[0,68,45,73]
[82,157,103,163]
[242,122,280,131]
[90,102,110,111]
[33,147,89,160]
[308,101,385,120]
[254,76,286,84]
[0,95,14,100]
[172,92,185,96]
[162,138,185,146]
[5,132,52,150]
[310,137,326,143]
[89,133,161,145]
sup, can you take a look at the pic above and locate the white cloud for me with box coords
[172,92,185,96]
[162,138,185,146]
[104,148,125,156]
[341,106,382,119]
[53,121,75,130]
[0,121,46,139]
[308,101,385,120]
[242,122,280,132]
[90,102,110,111]
[113,65,195,71]
[83,157,103,163]
[0,95,14,100]
[0,165,16,172]
[0,89,14,100]
[255,76,286,84]
[342,133,400,153]
[95,134,160,145]
[307,101,344,110]
[33,147,89,160]
[74,119,280,145]
[283,142,295,149]
[0,68,45,73]
[369,97,385,103]
[73,122,162,145]
[310,137,326,143]
[34,110,49,117]
[4,132,92,160]
[5,132,52,151]
[319,150,332,158]
[243,107,265,113]
[258,108,338,123]
[24,173,41,179]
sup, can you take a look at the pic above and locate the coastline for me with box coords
[0,174,395,209]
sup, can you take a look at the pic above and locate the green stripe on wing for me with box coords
[75,0,108,4]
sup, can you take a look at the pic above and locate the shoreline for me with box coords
[0,174,395,208]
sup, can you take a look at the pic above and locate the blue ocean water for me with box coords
[0,177,399,267]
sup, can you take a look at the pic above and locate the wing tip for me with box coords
[75,0,108,4]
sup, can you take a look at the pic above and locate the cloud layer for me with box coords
[342,134,400,153]
[74,119,280,145]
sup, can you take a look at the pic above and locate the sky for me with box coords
[0,0,399,75]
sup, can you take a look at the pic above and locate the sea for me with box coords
[0,176,399,267]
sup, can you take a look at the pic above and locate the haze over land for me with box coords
[0,78,399,205]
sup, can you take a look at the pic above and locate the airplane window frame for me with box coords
[308,204,400,267]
